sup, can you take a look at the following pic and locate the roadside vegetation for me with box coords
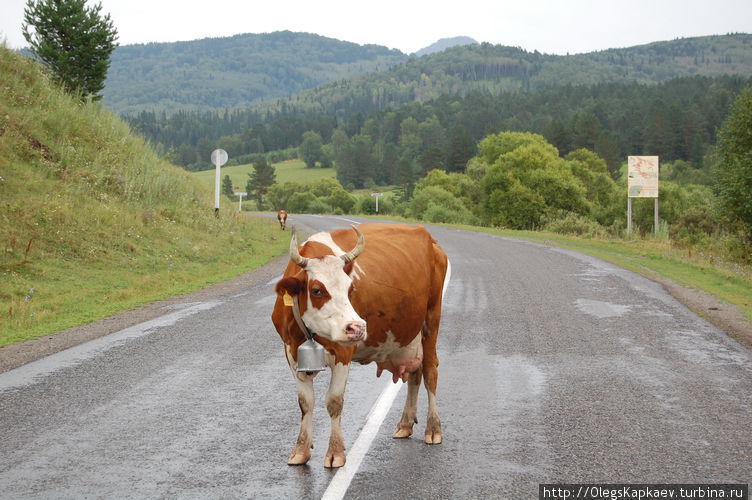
[0,46,287,347]
[3,33,750,349]
[204,121,751,325]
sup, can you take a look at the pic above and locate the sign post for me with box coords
[370,192,383,214]
[234,192,247,212]
[627,156,659,234]
[211,149,228,214]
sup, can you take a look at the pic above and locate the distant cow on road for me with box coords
[277,210,288,230]
[271,223,451,467]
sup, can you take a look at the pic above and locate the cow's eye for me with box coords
[311,288,324,297]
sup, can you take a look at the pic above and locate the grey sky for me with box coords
[1,0,750,55]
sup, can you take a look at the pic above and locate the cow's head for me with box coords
[276,226,367,345]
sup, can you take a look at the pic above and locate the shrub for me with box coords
[544,212,607,238]
[423,202,477,225]
[287,191,318,213]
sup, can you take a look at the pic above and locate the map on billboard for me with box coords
[627,156,659,198]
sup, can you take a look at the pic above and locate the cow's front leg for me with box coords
[288,371,316,465]
[324,362,350,468]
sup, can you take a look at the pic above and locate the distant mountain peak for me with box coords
[414,36,478,56]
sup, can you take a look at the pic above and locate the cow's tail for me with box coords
[441,258,452,305]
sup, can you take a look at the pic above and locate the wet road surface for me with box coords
[1,214,750,498]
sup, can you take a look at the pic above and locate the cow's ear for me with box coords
[276,275,304,296]
[343,261,354,275]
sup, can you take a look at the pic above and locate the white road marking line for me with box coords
[321,380,404,500]
[0,300,222,392]
[334,217,361,225]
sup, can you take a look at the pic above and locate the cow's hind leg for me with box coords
[288,371,315,465]
[324,363,350,468]
[420,249,448,444]
[393,368,422,438]
[422,306,444,444]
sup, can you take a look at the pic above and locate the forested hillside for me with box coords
[129,74,751,176]
[125,34,752,173]
[108,33,751,117]
[103,31,408,114]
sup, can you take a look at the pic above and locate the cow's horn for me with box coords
[289,228,309,268]
[341,225,365,263]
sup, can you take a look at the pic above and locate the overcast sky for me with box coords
[1,0,750,55]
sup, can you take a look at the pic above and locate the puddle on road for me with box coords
[575,299,631,319]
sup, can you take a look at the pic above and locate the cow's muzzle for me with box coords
[344,321,367,342]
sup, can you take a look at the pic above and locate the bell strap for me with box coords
[292,295,315,342]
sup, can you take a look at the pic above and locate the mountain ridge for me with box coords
[103,31,752,116]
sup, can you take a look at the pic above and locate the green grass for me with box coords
[0,46,289,347]
[193,159,336,192]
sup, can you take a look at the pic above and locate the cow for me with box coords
[271,223,450,467]
[277,210,288,230]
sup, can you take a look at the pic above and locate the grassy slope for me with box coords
[193,159,336,193]
[0,47,288,347]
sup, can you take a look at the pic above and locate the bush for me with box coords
[544,212,607,238]
[670,204,719,246]
[306,199,333,214]
[358,195,393,215]
[287,191,318,213]
[485,180,547,229]
[423,202,477,225]
[406,186,469,220]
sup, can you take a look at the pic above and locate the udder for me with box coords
[374,333,424,383]
[353,330,424,383]
[376,356,423,383]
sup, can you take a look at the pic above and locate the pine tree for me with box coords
[22,0,118,100]
[715,87,752,250]
[222,174,234,198]
[246,157,276,210]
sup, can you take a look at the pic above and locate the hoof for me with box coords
[288,447,311,465]
[392,426,413,439]
[324,452,346,468]
[288,453,310,465]
[424,430,442,444]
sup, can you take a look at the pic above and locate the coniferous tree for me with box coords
[222,174,234,198]
[22,0,118,100]
[246,156,276,210]
[715,86,752,249]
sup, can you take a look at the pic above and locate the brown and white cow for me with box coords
[271,223,450,467]
[277,210,288,230]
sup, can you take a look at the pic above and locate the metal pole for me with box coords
[654,198,659,235]
[627,198,632,235]
[214,160,221,212]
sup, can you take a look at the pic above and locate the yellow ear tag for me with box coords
[283,292,294,307]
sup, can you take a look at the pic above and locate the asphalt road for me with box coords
[1,214,750,499]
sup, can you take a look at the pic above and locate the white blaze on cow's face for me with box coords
[301,255,366,345]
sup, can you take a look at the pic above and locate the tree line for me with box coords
[128,75,751,187]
